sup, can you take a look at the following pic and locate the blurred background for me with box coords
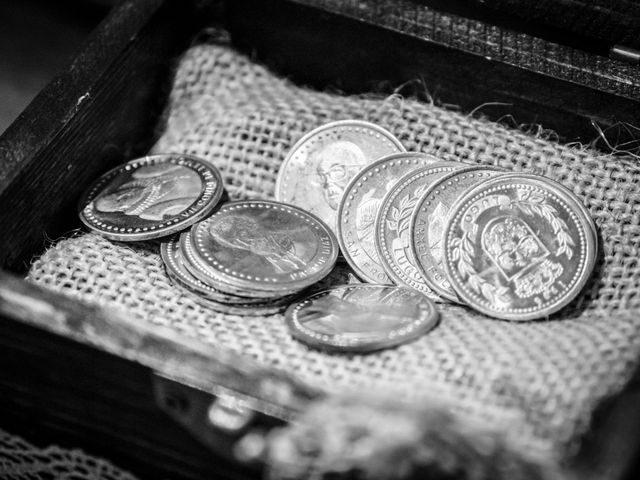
[0,0,114,134]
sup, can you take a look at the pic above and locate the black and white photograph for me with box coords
[0,0,639,479]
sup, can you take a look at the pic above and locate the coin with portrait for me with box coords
[374,163,462,296]
[180,231,303,299]
[286,284,439,352]
[191,297,292,316]
[337,152,442,283]
[190,200,339,293]
[409,166,504,302]
[442,173,597,320]
[275,120,405,231]
[79,154,224,241]
[161,234,292,304]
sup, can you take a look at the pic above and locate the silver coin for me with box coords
[374,163,462,297]
[186,286,294,316]
[79,154,224,241]
[442,173,597,320]
[336,152,443,283]
[410,166,505,301]
[275,120,405,232]
[189,200,339,293]
[180,231,302,299]
[161,235,287,304]
[286,284,439,353]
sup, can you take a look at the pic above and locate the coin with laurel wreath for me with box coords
[442,173,597,320]
[285,284,439,352]
[275,120,405,232]
[374,163,462,297]
[337,152,442,283]
[410,166,505,302]
[79,154,224,241]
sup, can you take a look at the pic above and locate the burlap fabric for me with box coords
[0,427,138,479]
[27,41,640,478]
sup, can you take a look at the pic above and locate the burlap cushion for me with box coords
[27,40,640,477]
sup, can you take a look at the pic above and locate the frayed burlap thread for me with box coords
[28,42,640,479]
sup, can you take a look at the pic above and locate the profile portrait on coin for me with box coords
[313,140,368,210]
[297,288,421,336]
[93,163,201,221]
[208,214,309,274]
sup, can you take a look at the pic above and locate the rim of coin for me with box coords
[189,200,339,293]
[285,284,439,353]
[374,162,463,297]
[180,231,302,298]
[409,166,505,302]
[78,153,224,241]
[161,235,289,304]
[336,152,444,283]
[275,120,406,231]
[441,173,597,321]
[185,283,294,316]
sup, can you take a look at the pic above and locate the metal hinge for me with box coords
[152,373,285,464]
[609,45,640,65]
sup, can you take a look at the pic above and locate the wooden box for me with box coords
[1,0,640,478]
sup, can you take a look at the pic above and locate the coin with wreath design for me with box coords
[337,152,442,283]
[442,173,597,320]
[409,166,504,302]
[374,162,462,297]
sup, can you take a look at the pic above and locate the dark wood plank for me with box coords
[0,0,211,272]
[0,315,256,480]
[286,0,640,99]
[227,0,640,151]
[0,269,318,478]
[463,0,640,50]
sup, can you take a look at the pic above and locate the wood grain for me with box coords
[0,267,318,478]
[0,0,194,272]
[228,0,640,148]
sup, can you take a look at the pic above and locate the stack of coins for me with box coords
[79,153,339,315]
[277,120,597,331]
[169,200,339,314]
[78,119,598,354]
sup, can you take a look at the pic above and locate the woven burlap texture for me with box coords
[0,427,138,480]
[28,42,640,471]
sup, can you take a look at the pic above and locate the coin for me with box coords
[442,173,597,320]
[337,152,442,283]
[189,200,339,294]
[187,287,294,316]
[374,163,462,297]
[161,235,285,304]
[275,120,405,231]
[181,231,304,299]
[79,154,224,241]
[410,166,505,301]
[285,284,439,353]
